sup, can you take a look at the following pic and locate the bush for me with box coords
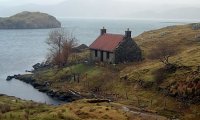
[142,81,154,88]
[153,64,177,85]
[148,41,179,65]
[153,68,168,85]
[86,72,117,93]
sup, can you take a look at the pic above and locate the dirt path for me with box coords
[111,103,168,120]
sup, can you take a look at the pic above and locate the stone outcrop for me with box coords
[6,74,83,102]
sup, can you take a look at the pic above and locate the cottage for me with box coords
[89,27,142,64]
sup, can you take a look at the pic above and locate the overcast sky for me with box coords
[1,0,200,6]
[0,0,200,19]
[0,0,65,6]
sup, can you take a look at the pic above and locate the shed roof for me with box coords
[89,33,124,52]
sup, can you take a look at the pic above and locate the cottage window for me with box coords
[106,52,110,59]
[95,50,98,57]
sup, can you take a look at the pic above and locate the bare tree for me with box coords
[148,41,178,65]
[46,29,77,66]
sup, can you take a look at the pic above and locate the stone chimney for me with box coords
[101,27,106,35]
[125,28,132,38]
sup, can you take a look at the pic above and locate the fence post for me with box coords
[126,92,128,100]
[150,99,153,107]
[136,96,140,107]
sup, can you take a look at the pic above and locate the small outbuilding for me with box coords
[89,27,142,64]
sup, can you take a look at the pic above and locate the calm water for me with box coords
[0,18,190,104]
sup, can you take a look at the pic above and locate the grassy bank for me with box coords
[0,95,168,120]
[0,94,77,120]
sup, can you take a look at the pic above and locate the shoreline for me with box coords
[7,73,93,103]
[12,74,82,102]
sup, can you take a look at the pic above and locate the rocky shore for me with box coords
[7,74,85,102]
[6,44,92,102]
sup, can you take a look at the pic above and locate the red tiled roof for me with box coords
[89,33,124,52]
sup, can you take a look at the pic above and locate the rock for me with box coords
[6,76,14,81]
[32,62,51,70]
[72,44,88,53]
[32,63,41,70]
[25,70,32,72]
[76,44,89,50]
[38,87,49,92]
[32,82,42,88]
[12,73,84,102]
[0,11,61,29]
[87,99,111,103]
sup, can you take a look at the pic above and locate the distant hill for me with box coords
[1,1,200,19]
[0,11,61,29]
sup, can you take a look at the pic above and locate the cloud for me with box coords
[1,0,200,6]
[1,0,200,19]
[0,0,66,6]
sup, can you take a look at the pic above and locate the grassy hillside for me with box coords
[119,24,200,119]
[125,24,200,91]
[135,24,200,55]
[122,24,200,82]
[12,23,200,120]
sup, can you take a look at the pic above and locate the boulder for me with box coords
[72,44,88,53]
[32,63,41,70]
[6,76,14,81]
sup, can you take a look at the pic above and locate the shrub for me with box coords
[153,64,177,85]
[148,41,179,65]
[153,68,168,85]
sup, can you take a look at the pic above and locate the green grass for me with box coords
[67,64,101,75]
[0,95,81,120]
[33,64,103,82]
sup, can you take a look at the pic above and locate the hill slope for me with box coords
[123,23,200,90]
[119,23,200,119]
[8,23,200,120]
[0,11,61,29]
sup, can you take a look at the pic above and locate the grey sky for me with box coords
[0,0,66,5]
[1,0,200,6]
[0,0,200,19]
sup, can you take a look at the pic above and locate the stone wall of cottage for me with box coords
[90,50,115,63]
[114,38,142,63]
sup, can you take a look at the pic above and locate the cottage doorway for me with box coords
[101,51,103,61]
